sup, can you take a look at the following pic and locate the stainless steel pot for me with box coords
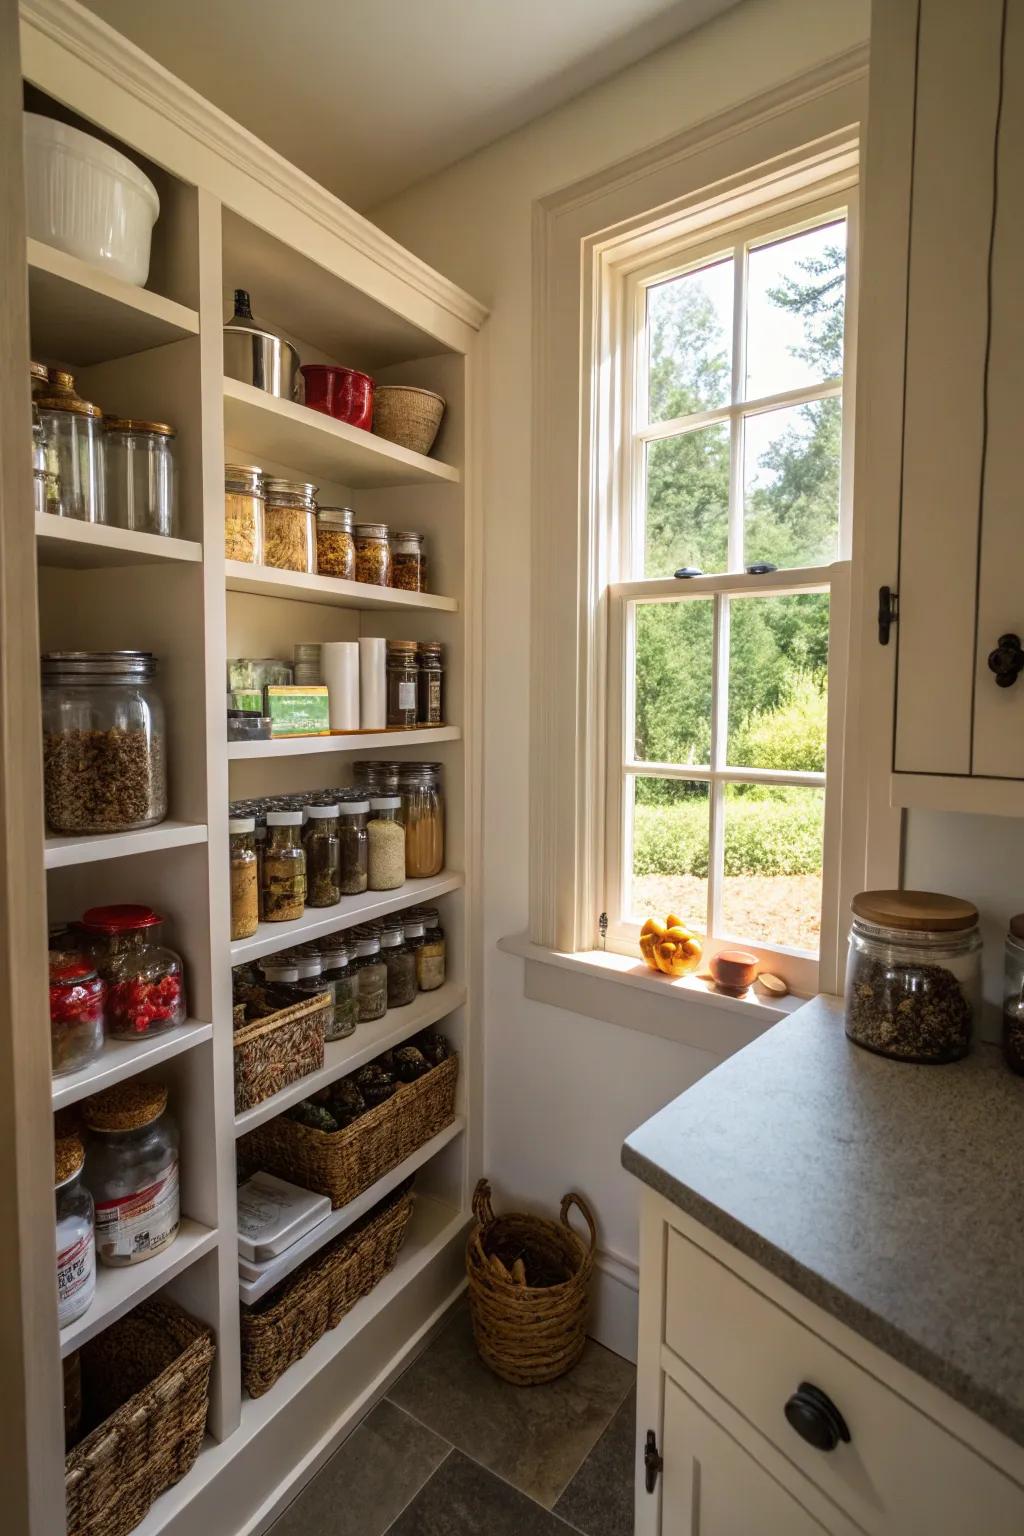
[224,289,300,400]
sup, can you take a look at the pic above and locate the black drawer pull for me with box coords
[784,1382,851,1452]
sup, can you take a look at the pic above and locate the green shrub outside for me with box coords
[634,794,823,878]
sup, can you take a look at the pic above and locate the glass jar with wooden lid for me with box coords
[844,890,981,1063]
[354,522,391,586]
[104,418,177,537]
[82,1081,180,1267]
[264,479,318,573]
[225,463,264,564]
[316,506,356,579]
[387,640,420,727]
[35,369,105,523]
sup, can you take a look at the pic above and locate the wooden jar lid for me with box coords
[851,889,978,932]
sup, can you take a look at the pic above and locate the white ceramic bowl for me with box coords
[23,113,160,287]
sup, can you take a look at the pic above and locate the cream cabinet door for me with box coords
[660,1378,830,1536]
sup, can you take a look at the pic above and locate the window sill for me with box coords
[497,934,804,1059]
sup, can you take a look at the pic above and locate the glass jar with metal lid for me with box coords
[55,1134,95,1328]
[338,798,369,895]
[400,763,445,878]
[353,759,401,796]
[49,954,105,1075]
[368,796,406,890]
[316,506,356,580]
[79,904,186,1040]
[35,369,105,522]
[290,953,334,1013]
[350,931,388,1021]
[387,641,420,728]
[354,522,391,586]
[33,408,59,517]
[230,816,259,940]
[264,478,317,573]
[263,810,306,920]
[1002,915,1024,1075]
[225,463,264,564]
[377,921,418,1007]
[104,418,177,536]
[303,803,342,907]
[319,941,358,1040]
[390,530,426,592]
[41,650,167,835]
[31,359,49,397]
[844,890,981,1063]
[417,642,444,725]
[408,906,447,990]
[82,1080,180,1267]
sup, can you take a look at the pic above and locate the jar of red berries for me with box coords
[49,955,105,1075]
[79,904,186,1039]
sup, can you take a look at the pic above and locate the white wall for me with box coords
[371,0,871,1357]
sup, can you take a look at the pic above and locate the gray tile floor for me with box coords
[269,1305,636,1535]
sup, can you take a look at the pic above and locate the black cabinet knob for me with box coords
[784,1382,851,1452]
[988,634,1024,688]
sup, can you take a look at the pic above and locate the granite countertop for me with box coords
[622,993,1024,1447]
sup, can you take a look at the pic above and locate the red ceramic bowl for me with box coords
[300,364,374,430]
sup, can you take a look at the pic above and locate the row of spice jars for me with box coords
[48,906,187,1074]
[32,363,178,535]
[386,640,445,727]
[55,1080,181,1327]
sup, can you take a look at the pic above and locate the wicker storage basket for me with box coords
[66,1299,215,1536]
[466,1179,596,1386]
[233,989,329,1113]
[241,1184,414,1397]
[239,1051,458,1208]
[372,385,446,456]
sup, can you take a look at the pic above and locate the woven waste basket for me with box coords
[465,1178,596,1386]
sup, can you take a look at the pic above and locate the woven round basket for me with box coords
[466,1178,597,1386]
[372,385,446,456]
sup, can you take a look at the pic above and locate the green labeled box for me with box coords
[265,685,330,737]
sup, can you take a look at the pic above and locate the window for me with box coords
[604,200,854,983]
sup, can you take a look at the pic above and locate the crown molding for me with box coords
[19,0,488,334]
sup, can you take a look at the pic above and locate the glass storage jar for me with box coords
[82,1081,180,1267]
[387,641,420,728]
[367,797,406,890]
[319,942,358,1040]
[225,463,264,564]
[80,904,186,1039]
[350,931,388,1021]
[1002,915,1024,1075]
[844,890,981,1063]
[290,954,334,1012]
[104,418,177,537]
[31,359,49,397]
[408,906,447,991]
[49,955,105,1075]
[417,642,444,725]
[264,479,317,573]
[378,922,418,1007]
[41,650,168,835]
[254,813,267,920]
[303,803,342,907]
[33,410,59,517]
[230,816,259,940]
[400,764,445,878]
[353,760,401,796]
[35,370,105,523]
[316,506,356,579]
[263,810,307,920]
[354,522,391,586]
[390,530,425,592]
[55,1135,95,1328]
[338,799,369,895]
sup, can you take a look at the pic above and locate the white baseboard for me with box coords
[589,1246,639,1364]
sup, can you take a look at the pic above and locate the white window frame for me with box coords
[602,193,859,995]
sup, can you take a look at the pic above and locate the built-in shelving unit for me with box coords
[43,821,209,869]
[36,511,203,569]
[229,874,465,965]
[227,725,461,760]
[52,1021,213,1111]
[224,559,458,612]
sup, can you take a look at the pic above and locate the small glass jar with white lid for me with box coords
[367,797,406,890]
[350,931,388,1021]
[104,417,177,536]
[82,1080,180,1267]
[55,1133,95,1328]
[263,810,307,920]
[303,803,341,907]
[319,941,358,1039]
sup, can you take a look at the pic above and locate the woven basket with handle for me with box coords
[466,1178,597,1386]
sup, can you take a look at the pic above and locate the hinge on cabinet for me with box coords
[878,585,899,646]
[644,1429,663,1493]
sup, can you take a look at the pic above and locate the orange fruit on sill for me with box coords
[640,914,703,977]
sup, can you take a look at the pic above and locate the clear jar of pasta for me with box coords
[264,479,317,573]
[400,763,445,878]
[225,464,264,564]
[316,506,356,579]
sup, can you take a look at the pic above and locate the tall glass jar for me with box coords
[417,642,444,725]
[350,932,388,1021]
[1003,916,1024,1075]
[290,953,334,1013]
[225,463,264,564]
[55,1135,95,1328]
[320,942,358,1040]
[316,506,356,579]
[400,764,445,878]
[338,799,369,895]
[254,812,267,920]
[35,370,105,523]
[367,797,406,890]
[354,522,391,586]
[104,418,177,536]
[41,650,167,835]
[409,906,447,991]
[33,410,59,517]
[353,760,401,796]
[82,1081,180,1266]
[387,641,420,728]
[79,904,186,1039]
[378,923,418,1007]
[844,890,981,1063]
[230,817,259,940]
[264,479,317,573]
[49,955,105,1075]
[303,803,342,907]
[263,810,307,920]
[390,530,425,592]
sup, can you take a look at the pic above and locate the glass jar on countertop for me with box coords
[225,463,264,565]
[263,810,307,920]
[303,803,342,907]
[350,931,388,1021]
[35,370,104,523]
[82,1081,180,1267]
[319,941,358,1040]
[264,479,317,573]
[390,530,425,592]
[79,904,186,1040]
[844,890,981,1064]
[55,1134,95,1328]
[354,522,391,587]
[49,955,105,1075]
[338,799,369,896]
[104,418,177,537]
[1002,915,1024,1075]
[316,506,356,580]
[378,922,417,1007]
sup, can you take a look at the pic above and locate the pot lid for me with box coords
[851,889,979,932]
[81,903,162,934]
[36,370,103,418]
[224,289,299,355]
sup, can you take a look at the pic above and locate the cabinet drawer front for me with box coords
[665,1230,1024,1535]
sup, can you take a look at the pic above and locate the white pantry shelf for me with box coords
[237,1120,466,1303]
[225,561,458,613]
[44,820,208,870]
[223,377,461,489]
[27,239,200,367]
[35,512,203,570]
[229,872,464,964]
[227,726,461,761]
[233,983,466,1136]
[58,1219,218,1358]
[52,1021,213,1111]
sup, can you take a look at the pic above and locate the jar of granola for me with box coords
[225,464,264,564]
[354,522,391,586]
[230,816,259,939]
[264,479,317,573]
[82,1081,180,1267]
[263,810,307,920]
[391,530,425,592]
[316,506,356,579]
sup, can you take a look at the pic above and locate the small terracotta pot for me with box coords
[709,949,760,997]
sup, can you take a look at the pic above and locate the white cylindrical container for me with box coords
[323,641,360,730]
[358,637,387,729]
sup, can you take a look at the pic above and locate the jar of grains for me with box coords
[354,522,391,586]
[35,370,105,523]
[55,1134,95,1328]
[230,816,259,940]
[49,955,105,1075]
[350,931,388,1021]
[353,759,401,796]
[263,479,317,572]
[387,640,420,728]
[367,797,406,890]
[391,530,426,592]
[82,1081,180,1266]
[378,922,418,1007]
[224,464,264,564]
[254,812,267,920]
[104,418,177,537]
[319,941,358,1040]
[303,803,342,907]
[316,506,356,579]
[41,650,167,835]
[338,799,369,895]
[263,810,307,920]
[79,904,186,1040]
[290,954,334,1015]
[844,890,981,1064]
[1002,915,1024,1075]
[417,642,444,725]
[407,908,447,991]
[400,764,445,878]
